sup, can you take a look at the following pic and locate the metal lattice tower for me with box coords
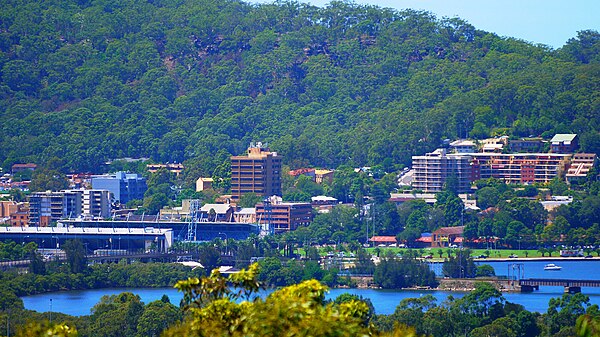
[186,199,201,242]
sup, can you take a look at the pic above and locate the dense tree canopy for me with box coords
[0,0,598,178]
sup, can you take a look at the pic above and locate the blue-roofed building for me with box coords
[92,171,147,204]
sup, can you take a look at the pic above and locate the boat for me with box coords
[544,263,562,271]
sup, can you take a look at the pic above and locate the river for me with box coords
[22,259,600,316]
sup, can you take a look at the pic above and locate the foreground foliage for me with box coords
[4,263,600,336]
[165,263,418,337]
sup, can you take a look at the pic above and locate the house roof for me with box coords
[369,236,397,243]
[314,169,334,175]
[235,208,256,215]
[311,196,338,202]
[389,193,437,204]
[416,236,432,243]
[433,226,465,236]
[551,134,577,143]
[289,168,315,176]
[201,204,231,214]
[450,139,476,147]
[12,163,37,169]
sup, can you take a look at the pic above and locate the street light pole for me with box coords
[218,232,228,255]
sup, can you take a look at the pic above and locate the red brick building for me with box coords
[256,197,312,233]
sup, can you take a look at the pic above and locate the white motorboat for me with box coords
[544,263,562,271]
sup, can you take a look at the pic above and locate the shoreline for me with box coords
[475,256,599,262]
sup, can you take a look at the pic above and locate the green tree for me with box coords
[136,300,182,337]
[238,192,263,208]
[28,250,46,275]
[442,249,477,278]
[89,293,145,337]
[476,264,495,277]
[198,245,221,273]
[28,169,68,192]
[62,239,87,274]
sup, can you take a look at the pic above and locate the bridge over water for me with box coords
[519,278,600,294]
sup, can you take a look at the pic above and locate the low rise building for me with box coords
[389,192,437,205]
[1,201,28,226]
[311,196,338,206]
[481,143,504,153]
[10,211,29,227]
[196,177,214,191]
[450,139,477,153]
[509,137,544,153]
[314,169,334,184]
[200,203,234,222]
[289,168,316,179]
[369,236,397,246]
[566,153,597,183]
[256,196,312,233]
[147,163,185,176]
[432,226,465,247]
[0,200,20,219]
[11,163,37,174]
[550,134,578,153]
[234,208,256,224]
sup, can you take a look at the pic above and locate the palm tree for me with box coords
[437,248,444,258]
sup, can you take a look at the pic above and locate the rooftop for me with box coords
[201,204,232,214]
[314,169,334,175]
[433,226,465,236]
[369,236,397,243]
[550,134,577,143]
[450,139,476,147]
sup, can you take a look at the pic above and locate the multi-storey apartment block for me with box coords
[412,148,574,193]
[80,189,111,218]
[231,143,282,201]
[470,153,571,184]
[412,149,472,193]
[92,172,147,204]
[28,191,82,226]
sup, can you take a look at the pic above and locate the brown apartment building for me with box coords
[412,149,573,193]
[231,143,282,201]
[256,197,313,233]
[470,153,571,184]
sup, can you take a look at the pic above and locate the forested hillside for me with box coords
[1,0,599,176]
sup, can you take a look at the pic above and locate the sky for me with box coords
[250,0,600,49]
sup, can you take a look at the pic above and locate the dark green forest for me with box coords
[1,0,599,176]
